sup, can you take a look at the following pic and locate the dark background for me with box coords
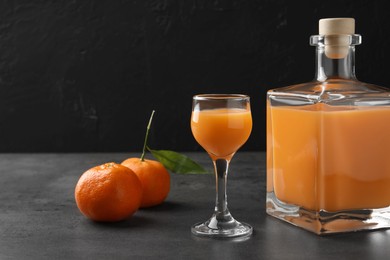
[1,0,390,152]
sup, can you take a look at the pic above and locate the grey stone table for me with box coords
[1,152,390,259]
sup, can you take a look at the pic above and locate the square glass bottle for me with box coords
[266,18,390,234]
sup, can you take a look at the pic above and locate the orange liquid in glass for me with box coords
[191,108,252,159]
[269,103,390,211]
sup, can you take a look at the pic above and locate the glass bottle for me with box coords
[266,18,390,234]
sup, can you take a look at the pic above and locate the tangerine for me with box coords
[75,162,142,222]
[121,158,170,208]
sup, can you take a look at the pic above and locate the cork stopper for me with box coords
[319,18,355,59]
[319,18,355,35]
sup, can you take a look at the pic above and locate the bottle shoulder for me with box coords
[269,79,389,94]
[268,79,390,106]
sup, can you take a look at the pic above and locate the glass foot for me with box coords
[191,214,253,238]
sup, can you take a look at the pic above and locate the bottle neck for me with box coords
[315,45,357,82]
[310,34,361,82]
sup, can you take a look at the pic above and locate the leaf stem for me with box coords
[141,110,155,161]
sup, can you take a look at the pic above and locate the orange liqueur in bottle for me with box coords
[267,18,390,234]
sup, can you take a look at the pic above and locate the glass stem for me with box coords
[213,159,230,218]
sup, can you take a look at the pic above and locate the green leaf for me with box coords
[147,147,210,174]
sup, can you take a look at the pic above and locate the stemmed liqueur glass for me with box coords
[190,94,253,238]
